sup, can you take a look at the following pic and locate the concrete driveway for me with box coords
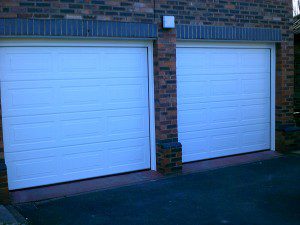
[15,154,300,225]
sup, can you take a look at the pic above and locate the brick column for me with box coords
[275,29,300,151]
[295,35,300,126]
[0,152,9,204]
[153,23,182,174]
[0,103,9,204]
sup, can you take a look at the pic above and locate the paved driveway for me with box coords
[16,154,300,225]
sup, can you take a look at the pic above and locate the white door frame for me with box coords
[176,41,276,151]
[0,38,157,171]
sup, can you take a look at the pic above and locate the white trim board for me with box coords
[0,39,151,47]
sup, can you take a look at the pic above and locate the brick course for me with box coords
[294,35,300,126]
[0,0,297,203]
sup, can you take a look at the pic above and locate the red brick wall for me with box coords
[153,22,182,173]
[155,2,295,150]
[0,0,154,22]
[294,35,300,126]
[0,1,295,127]
[156,0,294,125]
[153,25,177,143]
[0,0,296,202]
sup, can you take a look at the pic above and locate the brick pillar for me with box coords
[0,103,9,204]
[294,36,300,126]
[275,29,300,152]
[0,155,9,204]
[153,23,182,174]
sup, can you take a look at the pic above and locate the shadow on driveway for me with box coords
[16,154,300,225]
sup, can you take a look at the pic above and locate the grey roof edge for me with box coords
[0,18,158,39]
[177,24,282,42]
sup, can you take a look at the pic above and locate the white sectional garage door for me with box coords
[177,44,271,163]
[0,42,151,190]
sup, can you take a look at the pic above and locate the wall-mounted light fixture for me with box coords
[163,16,175,29]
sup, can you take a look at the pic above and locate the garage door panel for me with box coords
[242,104,269,120]
[107,108,149,139]
[180,123,269,141]
[211,79,240,96]
[177,81,208,102]
[2,77,148,117]
[177,48,239,67]
[63,151,107,174]
[3,113,105,152]
[178,95,269,105]
[0,48,53,75]
[3,115,57,152]
[177,68,238,76]
[4,107,149,153]
[179,109,238,132]
[211,132,240,151]
[6,137,150,189]
[61,142,111,176]
[179,98,270,132]
[241,99,270,123]
[181,127,240,162]
[179,121,270,135]
[61,115,107,142]
[0,47,147,81]
[108,138,150,168]
[177,79,269,105]
[60,83,105,107]
[1,45,151,190]
[242,78,270,96]
[61,138,149,173]
[180,137,209,159]
[176,51,210,69]
[178,45,271,162]
[1,81,56,117]
[7,157,57,180]
[180,123,270,162]
[210,53,239,67]
[107,78,148,109]
[1,81,108,117]
[211,108,239,127]
[177,65,238,75]
[242,129,270,148]
[57,52,100,72]
[5,153,58,190]
[183,148,262,163]
[240,49,270,66]
[103,52,146,73]
[178,48,270,75]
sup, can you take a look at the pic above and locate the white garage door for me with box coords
[0,42,151,190]
[177,43,272,163]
